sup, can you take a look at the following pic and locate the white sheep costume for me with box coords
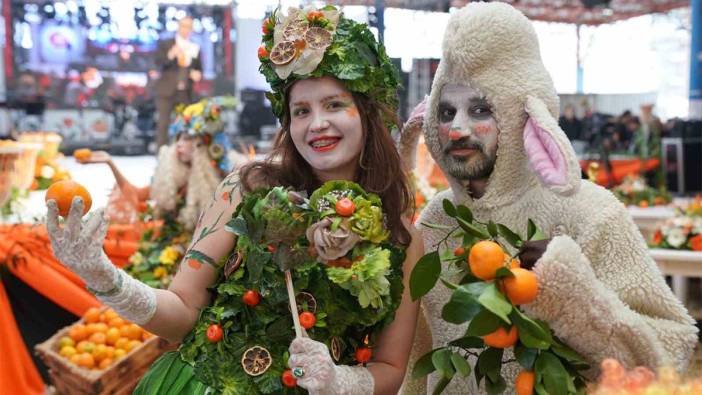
[402,3,698,394]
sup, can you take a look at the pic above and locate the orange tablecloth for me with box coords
[0,222,142,395]
[579,158,660,186]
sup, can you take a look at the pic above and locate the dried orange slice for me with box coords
[283,20,309,41]
[269,41,297,65]
[241,346,272,376]
[296,292,317,313]
[330,337,343,362]
[305,27,332,50]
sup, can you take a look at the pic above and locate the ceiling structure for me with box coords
[330,0,690,25]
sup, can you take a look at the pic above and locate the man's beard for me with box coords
[438,138,496,181]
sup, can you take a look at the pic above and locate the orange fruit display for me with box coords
[468,240,505,281]
[502,268,539,305]
[482,325,518,348]
[515,370,535,395]
[45,180,92,217]
[73,148,92,162]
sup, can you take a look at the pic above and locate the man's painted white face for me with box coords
[436,83,499,181]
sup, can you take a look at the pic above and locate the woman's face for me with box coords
[288,76,364,182]
[175,134,197,164]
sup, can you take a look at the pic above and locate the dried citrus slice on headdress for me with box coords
[283,19,309,41]
[269,41,297,65]
[241,346,272,376]
[305,27,333,50]
[330,337,343,362]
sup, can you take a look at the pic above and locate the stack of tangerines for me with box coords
[56,307,153,370]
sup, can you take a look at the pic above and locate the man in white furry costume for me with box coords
[401,3,698,394]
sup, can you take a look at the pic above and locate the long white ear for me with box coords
[523,96,581,196]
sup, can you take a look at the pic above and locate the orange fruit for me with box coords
[108,317,125,328]
[70,354,82,365]
[142,331,154,341]
[93,323,109,333]
[60,346,77,358]
[73,148,92,162]
[98,358,113,370]
[482,325,518,349]
[106,328,120,345]
[114,338,129,350]
[68,324,88,342]
[89,332,107,345]
[83,307,101,323]
[76,340,95,354]
[45,180,92,217]
[638,200,649,208]
[468,241,505,281]
[77,352,95,369]
[119,325,131,338]
[125,324,143,340]
[502,268,539,305]
[103,309,119,322]
[125,340,142,352]
[58,336,75,349]
[515,370,535,395]
[92,344,108,361]
[105,346,115,359]
[114,349,127,359]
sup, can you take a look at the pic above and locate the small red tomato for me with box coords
[355,347,372,364]
[453,247,465,256]
[267,244,276,253]
[257,45,268,59]
[243,290,261,306]
[206,324,223,343]
[299,312,316,329]
[281,369,297,387]
[335,198,355,216]
[261,19,269,34]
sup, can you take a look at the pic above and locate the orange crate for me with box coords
[35,311,172,395]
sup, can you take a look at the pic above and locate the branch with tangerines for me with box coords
[410,199,589,395]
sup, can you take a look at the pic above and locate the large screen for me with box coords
[8,0,232,109]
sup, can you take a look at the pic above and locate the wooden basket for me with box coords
[35,315,172,395]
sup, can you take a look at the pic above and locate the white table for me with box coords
[649,248,702,313]
[627,205,675,241]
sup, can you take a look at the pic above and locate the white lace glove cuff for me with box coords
[318,365,374,395]
[95,268,157,326]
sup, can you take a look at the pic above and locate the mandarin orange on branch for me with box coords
[502,268,539,305]
[45,180,92,217]
[468,240,505,281]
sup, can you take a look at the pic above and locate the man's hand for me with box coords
[168,45,183,60]
[517,239,551,270]
[190,70,202,82]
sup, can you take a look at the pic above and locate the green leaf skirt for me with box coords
[133,351,212,395]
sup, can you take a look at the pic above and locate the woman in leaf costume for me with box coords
[45,5,422,395]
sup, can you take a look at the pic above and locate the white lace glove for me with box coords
[46,197,157,325]
[288,337,374,395]
[399,96,427,172]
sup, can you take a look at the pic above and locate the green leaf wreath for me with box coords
[178,181,405,394]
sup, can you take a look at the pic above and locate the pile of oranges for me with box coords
[56,307,153,370]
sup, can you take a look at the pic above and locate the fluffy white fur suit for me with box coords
[400,3,698,394]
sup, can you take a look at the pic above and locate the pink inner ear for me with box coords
[523,117,567,186]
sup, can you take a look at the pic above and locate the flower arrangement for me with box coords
[124,206,190,288]
[178,181,404,394]
[650,198,702,251]
[612,175,671,208]
[410,199,588,394]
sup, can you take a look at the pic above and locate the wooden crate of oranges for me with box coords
[35,306,170,395]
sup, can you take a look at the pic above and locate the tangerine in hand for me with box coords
[45,180,92,217]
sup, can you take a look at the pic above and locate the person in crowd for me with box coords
[78,99,234,229]
[47,7,421,394]
[558,103,582,141]
[154,16,202,148]
[400,3,697,393]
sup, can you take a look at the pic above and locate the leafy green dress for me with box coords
[134,182,406,395]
